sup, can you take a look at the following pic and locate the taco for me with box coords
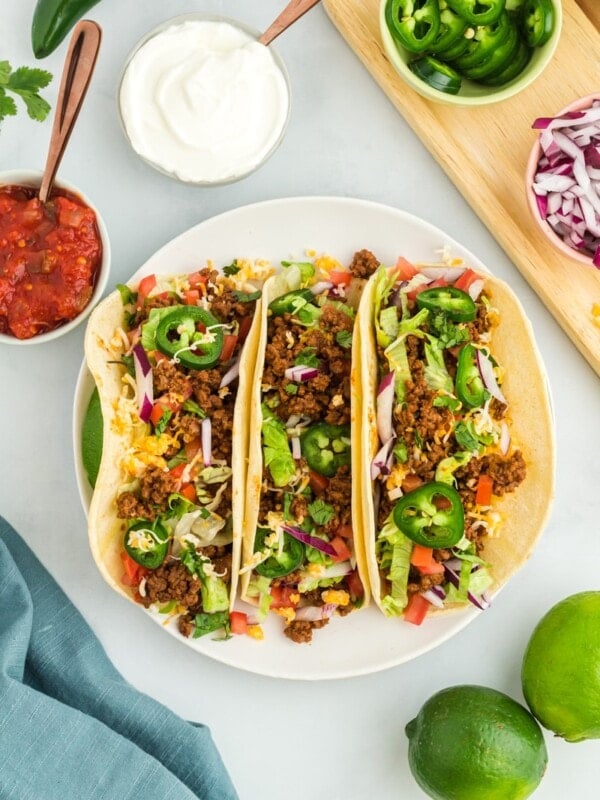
[239,251,374,643]
[356,256,554,625]
[85,260,269,640]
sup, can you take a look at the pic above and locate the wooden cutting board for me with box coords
[323,0,600,376]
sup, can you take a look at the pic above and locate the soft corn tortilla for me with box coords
[240,272,371,607]
[356,268,555,614]
[85,283,263,609]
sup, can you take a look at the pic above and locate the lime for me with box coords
[81,386,103,489]
[522,591,600,742]
[405,685,547,800]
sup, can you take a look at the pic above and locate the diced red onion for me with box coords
[476,350,507,405]
[286,414,302,428]
[201,417,212,466]
[467,279,484,301]
[420,266,466,281]
[291,436,301,460]
[388,486,403,501]
[421,589,445,609]
[282,525,337,556]
[284,365,320,382]
[219,354,240,388]
[132,344,154,423]
[376,371,396,445]
[310,281,333,295]
[430,584,446,601]
[370,437,395,480]
[294,603,336,622]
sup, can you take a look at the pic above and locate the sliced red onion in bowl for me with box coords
[376,371,395,445]
[476,349,507,405]
[133,344,154,423]
[201,417,212,466]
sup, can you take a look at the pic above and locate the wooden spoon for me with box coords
[258,0,322,46]
[39,20,102,204]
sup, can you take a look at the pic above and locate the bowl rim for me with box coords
[116,12,292,186]
[379,0,563,107]
[525,92,600,267]
[0,168,111,345]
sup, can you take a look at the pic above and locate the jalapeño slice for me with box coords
[520,0,555,47]
[392,482,464,549]
[446,0,506,26]
[155,306,224,370]
[268,288,314,317]
[416,286,476,322]
[254,528,305,578]
[300,422,351,478]
[409,55,462,95]
[385,0,441,53]
[124,520,170,570]
[455,343,487,408]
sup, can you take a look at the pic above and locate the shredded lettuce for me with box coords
[435,452,472,485]
[376,514,413,617]
[140,306,175,352]
[379,306,399,341]
[281,260,316,286]
[384,308,429,404]
[261,404,296,487]
[423,336,453,394]
[201,576,229,614]
[297,575,343,594]
[372,268,397,347]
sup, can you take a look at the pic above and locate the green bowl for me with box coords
[379,0,562,107]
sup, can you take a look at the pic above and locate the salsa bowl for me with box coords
[0,169,110,345]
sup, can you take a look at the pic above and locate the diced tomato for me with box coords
[346,568,364,600]
[153,349,170,364]
[229,611,248,635]
[475,474,494,506]
[270,586,299,608]
[180,483,197,502]
[187,271,207,288]
[150,402,170,427]
[184,289,200,305]
[169,463,187,479]
[335,523,353,539]
[119,551,148,587]
[394,257,418,281]
[454,268,481,293]
[410,545,445,575]
[238,315,252,343]
[220,334,238,362]
[308,470,330,495]
[404,593,431,626]
[330,536,352,563]
[185,437,202,460]
[136,274,157,308]
[329,270,352,286]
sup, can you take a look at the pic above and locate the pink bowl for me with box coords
[525,92,600,267]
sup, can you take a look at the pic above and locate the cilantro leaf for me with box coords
[154,408,173,436]
[182,399,206,418]
[307,499,335,526]
[429,311,470,350]
[285,383,299,395]
[232,289,261,303]
[294,348,320,368]
[335,330,352,349]
[0,62,52,125]
[223,260,240,276]
[192,611,230,639]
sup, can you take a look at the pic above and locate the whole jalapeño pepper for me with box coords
[455,343,487,408]
[385,0,441,53]
[31,0,102,58]
[392,481,464,548]
[124,520,169,570]
[155,306,224,370]
[300,423,351,478]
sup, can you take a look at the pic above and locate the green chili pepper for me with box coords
[455,343,487,408]
[300,423,351,478]
[155,306,223,370]
[124,520,169,570]
[520,0,554,47]
[254,528,305,578]
[416,286,476,322]
[392,482,464,548]
[268,289,314,317]
[31,0,101,59]
[451,12,512,71]
[461,21,519,81]
[427,7,469,54]
[446,0,506,26]
[479,39,532,86]
[385,0,441,53]
[409,56,462,95]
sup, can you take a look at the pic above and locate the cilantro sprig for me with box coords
[0,62,53,124]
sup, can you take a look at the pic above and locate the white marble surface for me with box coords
[1,3,599,799]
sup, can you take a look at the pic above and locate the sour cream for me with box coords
[119,18,290,184]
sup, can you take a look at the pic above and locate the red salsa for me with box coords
[0,184,102,339]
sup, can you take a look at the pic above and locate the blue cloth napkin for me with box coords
[0,516,239,800]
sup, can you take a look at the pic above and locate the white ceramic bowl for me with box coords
[0,169,111,345]
[379,0,563,107]
[117,13,292,186]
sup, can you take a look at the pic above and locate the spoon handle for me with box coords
[39,20,102,204]
[258,0,322,46]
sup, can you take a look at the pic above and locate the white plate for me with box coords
[74,195,492,681]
